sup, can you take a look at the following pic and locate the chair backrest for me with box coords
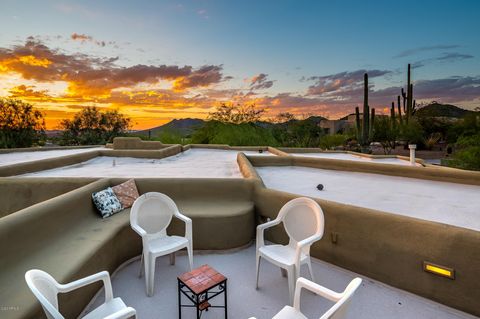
[278,197,324,244]
[130,192,178,237]
[320,278,362,319]
[25,269,63,319]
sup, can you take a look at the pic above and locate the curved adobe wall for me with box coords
[247,154,480,186]
[0,177,96,218]
[0,145,183,177]
[0,177,256,319]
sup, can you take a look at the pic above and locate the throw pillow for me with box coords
[112,179,140,208]
[92,187,123,218]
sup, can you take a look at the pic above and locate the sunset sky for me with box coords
[0,0,479,130]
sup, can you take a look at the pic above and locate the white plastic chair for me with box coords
[256,197,324,303]
[250,277,362,319]
[25,269,136,319]
[130,192,193,297]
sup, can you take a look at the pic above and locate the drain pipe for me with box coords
[409,144,416,165]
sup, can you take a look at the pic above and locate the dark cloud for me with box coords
[394,45,460,58]
[436,52,474,62]
[249,73,274,90]
[71,33,107,47]
[412,52,474,69]
[307,69,391,96]
[0,39,226,96]
[8,85,51,99]
[173,65,224,90]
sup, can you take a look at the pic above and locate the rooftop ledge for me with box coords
[0,144,479,318]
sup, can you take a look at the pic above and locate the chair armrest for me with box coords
[175,211,193,242]
[59,271,114,302]
[295,234,322,262]
[293,277,342,309]
[104,307,137,319]
[256,218,281,248]
[131,223,147,237]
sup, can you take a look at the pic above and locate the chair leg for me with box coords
[307,258,315,282]
[170,252,176,265]
[255,254,261,289]
[145,253,156,297]
[187,243,193,271]
[280,268,287,277]
[286,266,295,305]
[138,252,144,278]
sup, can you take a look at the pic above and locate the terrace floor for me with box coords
[84,244,476,319]
[256,166,480,232]
[19,149,271,178]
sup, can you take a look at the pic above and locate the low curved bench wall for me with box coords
[253,187,480,317]
[0,177,256,319]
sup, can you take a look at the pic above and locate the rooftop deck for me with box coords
[85,245,476,319]
[256,165,480,231]
[19,149,271,178]
[1,143,479,318]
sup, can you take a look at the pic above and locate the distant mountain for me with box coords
[136,118,205,137]
[415,102,477,118]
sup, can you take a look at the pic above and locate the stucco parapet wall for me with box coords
[185,144,269,152]
[0,145,103,154]
[278,147,425,165]
[236,152,264,186]
[253,186,480,317]
[0,145,183,177]
[112,137,164,150]
[246,154,480,186]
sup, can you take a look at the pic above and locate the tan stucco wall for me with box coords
[253,187,480,317]
[247,154,480,186]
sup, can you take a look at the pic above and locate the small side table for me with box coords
[178,264,227,319]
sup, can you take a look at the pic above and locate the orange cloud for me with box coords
[0,38,226,98]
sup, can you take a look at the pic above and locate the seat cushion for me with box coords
[273,306,307,319]
[259,244,307,266]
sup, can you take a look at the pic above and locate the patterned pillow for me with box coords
[112,179,140,208]
[92,187,123,218]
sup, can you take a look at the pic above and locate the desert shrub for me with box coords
[155,130,187,144]
[272,118,324,147]
[447,134,480,171]
[400,119,424,146]
[319,134,348,150]
[59,107,130,145]
[0,98,45,148]
[373,117,399,154]
[191,121,278,146]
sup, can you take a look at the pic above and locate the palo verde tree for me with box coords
[207,103,265,124]
[0,98,46,148]
[59,106,131,145]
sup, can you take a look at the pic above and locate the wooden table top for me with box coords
[178,264,226,294]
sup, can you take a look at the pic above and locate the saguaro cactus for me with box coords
[401,64,416,124]
[355,73,375,148]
